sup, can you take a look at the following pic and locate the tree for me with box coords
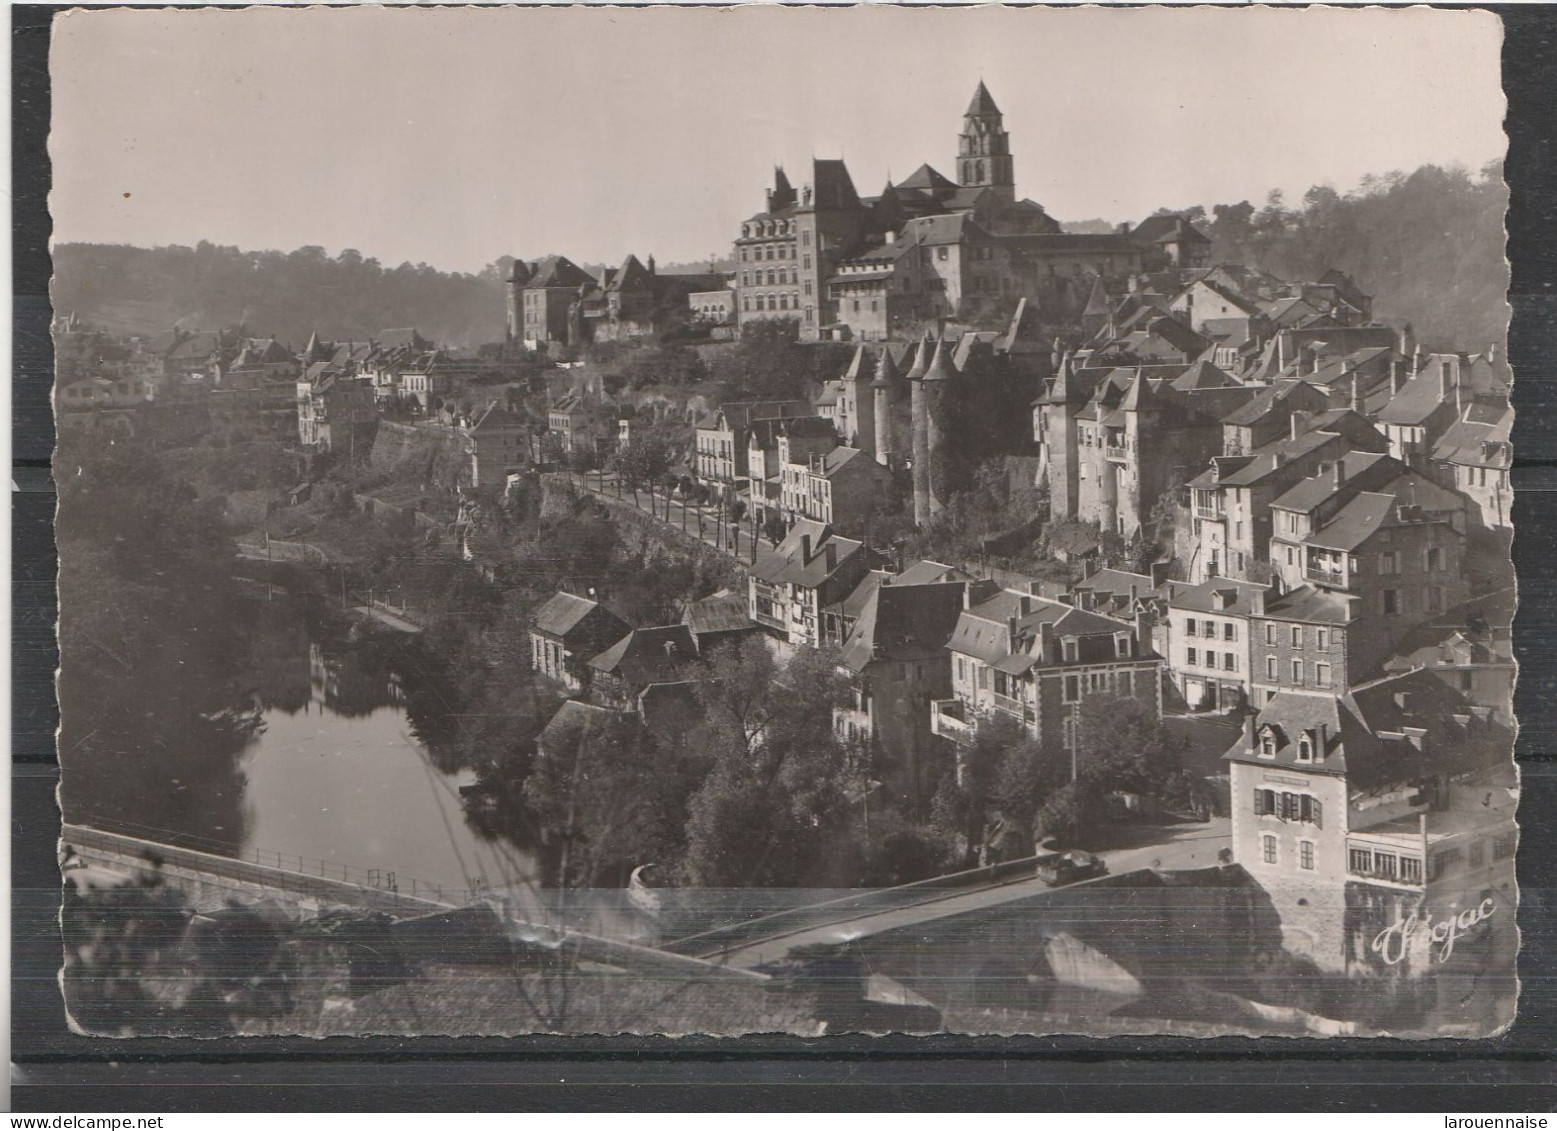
[680,640,855,887]
[523,711,703,888]
[613,433,672,513]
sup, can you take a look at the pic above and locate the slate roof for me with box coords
[699,399,807,432]
[1132,213,1210,246]
[1302,492,1397,552]
[813,446,869,478]
[1377,369,1454,425]
[538,699,619,750]
[528,256,597,290]
[1258,584,1355,626]
[684,591,756,638]
[896,164,958,194]
[752,519,864,588]
[947,590,1126,666]
[533,591,629,640]
[966,80,1001,116]
[1431,403,1513,469]
[896,559,975,586]
[468,401,529,433]
[1270,452,1394,514]
[1171,359,1237,391]
[588,624,701,686]
[840,582,971,673]
[839,570,893,622]
[1167,577,1272,617]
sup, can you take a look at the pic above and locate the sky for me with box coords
[50,4,1506,276]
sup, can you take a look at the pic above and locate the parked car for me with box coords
[1034,850,1108,888]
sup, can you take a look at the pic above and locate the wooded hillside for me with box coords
[1161,161,1508,352]
[51,242,511,348]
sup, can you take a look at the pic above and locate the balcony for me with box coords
[992,692,1035,724]
[931,698,973,740]
[1306,564,1349,588]
[1193,503,1225,521]
[1104,444,1128,461]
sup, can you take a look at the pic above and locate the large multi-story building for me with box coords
[1268,456,1468,656]
[734,83,1150,342]
[748,519,872,648]
[1161,577,1271,712]
[694,400,808,495]
[1184,405,1390,583]
[934,587,1162,765]
[835,576,990,814]
[1225,669,1515,976]
[1038,361,1256,539]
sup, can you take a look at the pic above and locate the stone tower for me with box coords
[505,259,533,345]
[840,344,876,457]
[921,335,959,519]
[906,330,934,526]
[958,81,1015,205]
[871,343,899,468]
[1038,351,1083,522]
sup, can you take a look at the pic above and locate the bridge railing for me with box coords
[661,854,1041,960]
[60,823,485,913]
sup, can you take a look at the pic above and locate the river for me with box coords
[236,640,535,904]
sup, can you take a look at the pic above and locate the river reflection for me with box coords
[237,634,537,905]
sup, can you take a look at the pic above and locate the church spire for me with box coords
[957,81,1014,202]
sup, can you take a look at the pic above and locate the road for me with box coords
[709,817,1231,971]
[562,472,767,564]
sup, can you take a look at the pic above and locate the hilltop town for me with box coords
[55,82,1516,1035]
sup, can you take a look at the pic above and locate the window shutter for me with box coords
[1312,799,1322,829]
[1253,787,1263,815]
[1282,792,1296,819]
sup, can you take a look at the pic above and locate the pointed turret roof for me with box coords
[922,335,957,383]
[1041,351,1078,405]
[871,342,899,389]
[843,344,871,382]
[997,296,1045,355]
[1121,368,1165,412]
[966,80,1001,117]
[1083,276,1112,320]
[904,331,934,381]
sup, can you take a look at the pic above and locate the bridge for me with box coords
[62,817,1229,975]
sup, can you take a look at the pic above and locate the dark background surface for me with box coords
[11,2,1557,1112]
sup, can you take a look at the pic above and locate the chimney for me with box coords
[1290,409,1311,440]
[1007,614,1020,649]
[963,583,975,609]
[800,533,812,563]
[1439,358,1454,400]
[1018,594,1033,617]
[1349,369,1361,413]
[1242,713,1256,747]
[1082,557,1097,579]
[1039,620,1055,662]
[1250,587,1266,617]
[825,543,838,572]
[1149,560,1171,588]
[1345,594,1363,622]
[1129,583,1139,606]
[1333,458,1346,491]
[1391,362,1404,396]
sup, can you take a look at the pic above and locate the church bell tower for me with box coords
[958,81,1014,204]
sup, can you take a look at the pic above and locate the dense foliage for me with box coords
[52,242,509,348]
[1170,161,1507,352]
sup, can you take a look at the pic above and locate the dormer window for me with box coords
[1297,734,1314,763]
[1258,734,1277,759]
[1114,633,1131,658]
[1062,639,1078,663]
